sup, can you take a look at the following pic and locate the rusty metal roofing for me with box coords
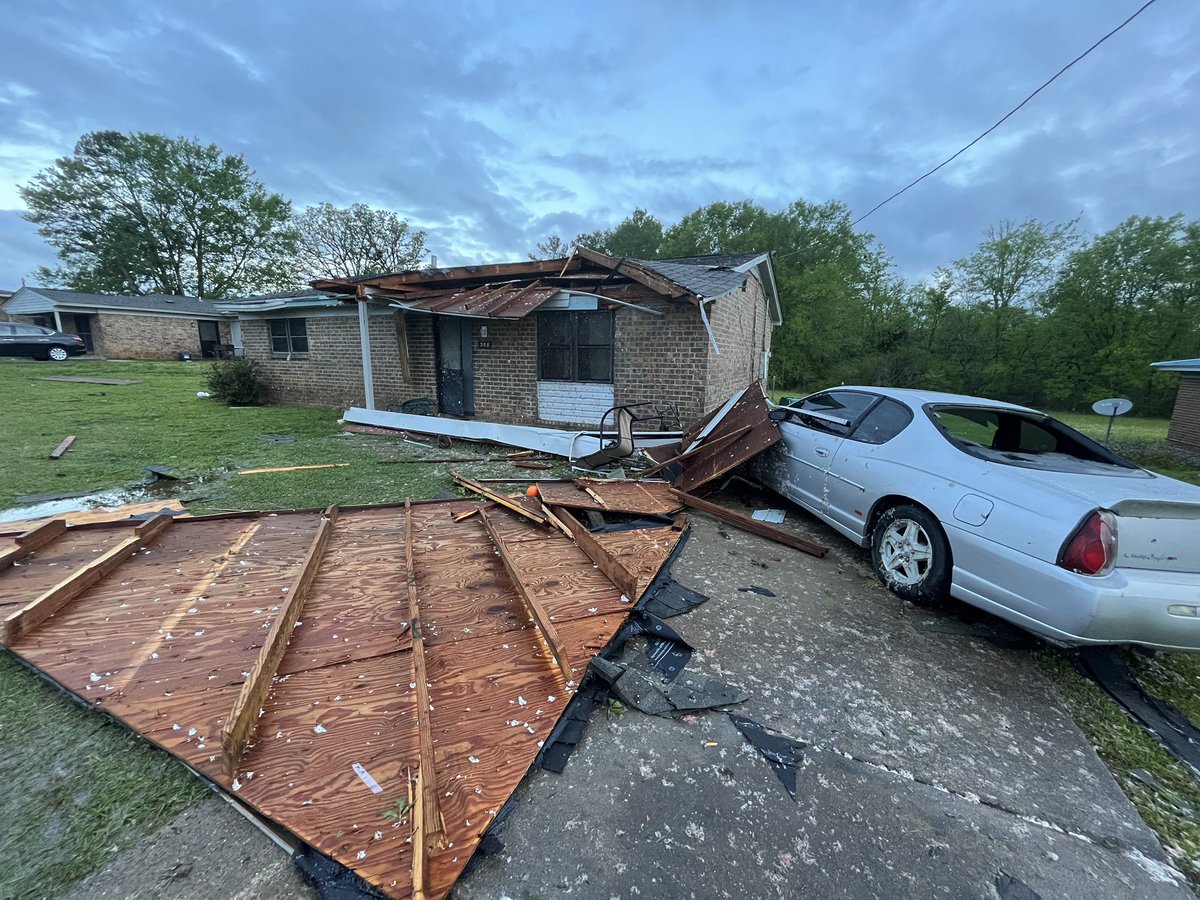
[390,280,561,319]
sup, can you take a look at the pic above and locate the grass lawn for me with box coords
[0,357,569,898]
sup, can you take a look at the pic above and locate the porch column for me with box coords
[357,297,376,410]
[53,310,64,332]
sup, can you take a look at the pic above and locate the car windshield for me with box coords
[928,405,1139,474]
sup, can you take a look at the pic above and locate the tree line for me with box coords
[534,204,1200,416]
[20,131,1199,414]
[19,131,427,299]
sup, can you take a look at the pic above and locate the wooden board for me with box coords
[534,480,681,517]
[674,382,781,493]
[0,500,682,899]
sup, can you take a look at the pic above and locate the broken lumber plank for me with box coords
[2,514,174,645]
[237,463,350,475]
[578,483,608,508]
[549,506,640,600]
[637,424,752,478]
[451,470,546,525]
[0,518,68,573]
[669,490,828,558]
[479,507,573,684]
[404,499,445,873]
[221,506,339,774]
[49,435,76,459]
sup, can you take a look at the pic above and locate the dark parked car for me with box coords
[0,322,88,360]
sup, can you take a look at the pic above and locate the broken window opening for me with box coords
[928,405,1138,472]
[537,311,614,383]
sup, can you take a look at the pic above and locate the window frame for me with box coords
[536,311,614,384]
[267,317,309,357]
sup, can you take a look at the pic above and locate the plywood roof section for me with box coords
[0,498,684,899]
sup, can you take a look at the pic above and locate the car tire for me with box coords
[46,346,70,362]
[870,503,951,604]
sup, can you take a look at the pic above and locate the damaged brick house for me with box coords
[220,248,781,428]
[0,287,233,359]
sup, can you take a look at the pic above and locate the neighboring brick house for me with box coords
[0,287,233,359]
[221,249,781,428]
[1151,358,1200,452]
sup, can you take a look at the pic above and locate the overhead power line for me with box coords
[850,0,1161,228]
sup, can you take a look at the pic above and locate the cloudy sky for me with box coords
[1,0,1196,289]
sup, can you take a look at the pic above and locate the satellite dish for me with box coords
[1091,397,1133,445]
[1092,398,1133,417]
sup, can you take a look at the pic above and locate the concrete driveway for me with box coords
[65,490,1189,899]
[457,492,1189,899]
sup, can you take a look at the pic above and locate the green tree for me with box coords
[529,234,569,260]
[1041,215,1200,414]
[20,131,297,298]
[575,208,664,258]
[295,202,427,279]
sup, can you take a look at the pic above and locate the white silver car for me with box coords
[756,387,1200,651]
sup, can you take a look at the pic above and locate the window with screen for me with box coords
[537,312,613,382]
[268,318,309,355]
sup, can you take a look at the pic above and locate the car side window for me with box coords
[849,398,912,444]
[932,409,999,447]
[13,324,45,335]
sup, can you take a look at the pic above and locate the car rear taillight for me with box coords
[1058,509,1117,576]
[72,336,84,343]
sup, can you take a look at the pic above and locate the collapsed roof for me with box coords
[309,247,782,324]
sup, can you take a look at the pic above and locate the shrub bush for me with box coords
[205,357,266,406]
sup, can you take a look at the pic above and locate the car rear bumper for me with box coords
[949,528,1200,651]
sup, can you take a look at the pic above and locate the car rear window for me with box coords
[928,405,1137,472]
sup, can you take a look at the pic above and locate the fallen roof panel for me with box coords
[343,407,681,458]
[0,500,684,899]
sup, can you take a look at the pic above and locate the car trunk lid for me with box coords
[1112,499,1200,574]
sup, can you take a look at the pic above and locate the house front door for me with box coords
[198,320,221,358]
[435,317,474,416]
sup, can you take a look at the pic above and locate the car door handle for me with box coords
[815,448,830,458]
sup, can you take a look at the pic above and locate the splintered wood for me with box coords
[0,498,684,900]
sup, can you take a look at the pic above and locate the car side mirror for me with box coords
[768,408,791,422]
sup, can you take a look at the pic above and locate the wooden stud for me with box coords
[49,435,76,459]
[0,518,67,573]
[479,507,574,684]
[405,498,445,885]
[451,470,546,525]
[669,490,828,558]
[237,463,350,475]
[637,424,753,478]
[578,484,608,508]
[548,506,641,600]
[2,514,174,646]
[220,506,339,775]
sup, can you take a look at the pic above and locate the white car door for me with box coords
[775,391,876,516]
[823,397,916,538]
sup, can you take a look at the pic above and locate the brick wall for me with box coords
[91,312,226,360]
[702,275,773,410]
[242,311,439,408]
[1167,373,1200,452]
[239,278,774,430]
[612,297,710,427]
[469,318,539,422]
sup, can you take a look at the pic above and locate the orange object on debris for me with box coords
[526,484,540,497]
